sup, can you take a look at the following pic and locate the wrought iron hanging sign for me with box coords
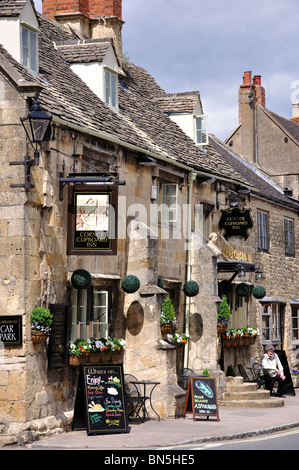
[218,208,253,240]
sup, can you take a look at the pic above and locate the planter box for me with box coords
[292,376,299,388]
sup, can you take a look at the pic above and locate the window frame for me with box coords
[20,24,38,74]
[161,183,178,223]
[194,114,209,146]
[257,209,269,252]
[71,288,109,342]
[291,304,299,344]
[260,302,283,346]
[104,68,118,111]
[284,217,295,257]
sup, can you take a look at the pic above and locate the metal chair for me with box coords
[178,368,196,390]
[124,374,145,421]
[238,363,265,389]
[238,364,259,383]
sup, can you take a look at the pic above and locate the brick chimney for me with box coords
[239,71,265,123]
[43,0,122,21]
[237,71,265,163]
[42,0,124,57]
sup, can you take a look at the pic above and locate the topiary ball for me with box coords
[252,285,266,299]
[121,275,140,293]
[236,282,250,297]
[71,269,92,289]
[183,280,199,297]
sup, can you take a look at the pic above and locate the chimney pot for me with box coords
[243,71,252,86]
[253,75,261,86]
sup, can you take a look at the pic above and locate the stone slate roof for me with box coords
[259,105,299,145]
[0,0,29,16]
[154,91,202,115]
[0,5,255,185]
[54,38,120,66]
[209,136,299,211]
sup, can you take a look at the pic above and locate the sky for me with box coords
[33,0,299,140]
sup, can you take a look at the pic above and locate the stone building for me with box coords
[0,0,298,444]
[226,71,299,199]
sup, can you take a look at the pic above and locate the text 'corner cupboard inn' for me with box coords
[0,0,299,438]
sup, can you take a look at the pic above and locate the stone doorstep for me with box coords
[219,376,284,408]
[219,398,284,408]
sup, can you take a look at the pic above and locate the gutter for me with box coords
[184,170,197,368]
[52,116,254,187]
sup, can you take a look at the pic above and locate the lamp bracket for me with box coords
[59,172,126,201]
[9,155,35,190]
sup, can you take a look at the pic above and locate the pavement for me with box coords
[19,392,299,450]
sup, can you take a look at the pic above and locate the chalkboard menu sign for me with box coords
[48,304,68,368]
[184,377,220,421]
[0,315,22,346]
[275,350,296,396]
[73,363,129,435]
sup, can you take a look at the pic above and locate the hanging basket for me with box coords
[99,351,111,363]
[236,283,251,297]
[160,323,173,335]
[183,280,199,297]
[89,352,101,362]
[121,275,140,294]
[31,331,48,345]
[71,269,92,290]
[69,355,88,367]
[217,324,227,335]
[223,339,232,348]
[252,285,266,299]
[111,350,124,363]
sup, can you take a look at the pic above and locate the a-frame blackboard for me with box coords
[276,350,296,396]
[73,363,130,435]
[183,377,220,421]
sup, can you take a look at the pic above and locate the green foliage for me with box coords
[160,296,176,325]
[121,275,140,293]
[217,296,231,325]
[183,280,199,297]
[226,364,235,377]
[236,282,250,297]
[71,269,92,289]
[252,285,266,299]
[31,307,53,333]
[202,368,210,377]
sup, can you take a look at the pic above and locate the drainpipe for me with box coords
[183,170,197,368]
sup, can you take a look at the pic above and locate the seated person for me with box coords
[262,344,286,397]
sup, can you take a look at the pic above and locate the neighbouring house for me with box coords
[226,71,299,199]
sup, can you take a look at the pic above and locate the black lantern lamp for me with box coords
[21,95,52,165]
[10,95,52,189]
[255,267,263,281]
[236,263,246,278]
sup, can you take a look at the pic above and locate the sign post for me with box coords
[73,363,129,435]
[183,377,220,421]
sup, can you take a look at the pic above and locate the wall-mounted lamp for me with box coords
[236,263,246,278]
[255,267,263,281]
[10,95,52,189]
